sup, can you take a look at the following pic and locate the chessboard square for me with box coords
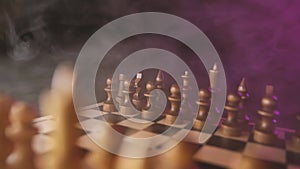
[117,119,153,130]
[95,114,126,124]
[156,118,191,129]
[144,123,181,136]
[34,119,55,134]
[207,135,246,152]
[288,164,300,169]
[130,131,157,138]
[193,145,242,169]
[239,155,286,169]
[244,142,286,164]
[79,119,107,132]
[195,161,227,169]
[77,115,89,122]
[78,109,102,118]
[287,151,300,166]
[214,127,250,142]
[79,102,103,111]
[111,124,139,136]
[248,133,286,149]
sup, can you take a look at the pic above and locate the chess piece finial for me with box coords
[0,94,13,169]
[165,84,181,124]
[155,70,164,89]
[51,62,74,95]
[253,85,278,145]
[6,102,37,169]
[193,88,211,130]
[220,93,242,136]
[102,78,118,112]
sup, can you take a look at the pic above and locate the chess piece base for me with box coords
[165,114,177,124]
[220,123,242,137]
[253,129,276,145]
[193,119,205,131]
[119,105,138,117]
[102,102,117,112]
[291,135,300,150]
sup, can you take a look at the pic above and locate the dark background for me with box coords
[0,0,299,128]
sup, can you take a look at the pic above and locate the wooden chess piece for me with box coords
[155,70,164,89]
[237,78,250,129]
[180,71,192,115]
[6,102,38,169]
[0,94,13,169]
[193,89,211,130]
[116,74,126,104]
[102,78,118,112]
[119,80,136,116]
[132,73,143,111]
[253,85,278,145]
[291,114,300,150]
[165,84,181,124]
[220,93,242,137]
[46,63,82,169]
[141,81,156,120]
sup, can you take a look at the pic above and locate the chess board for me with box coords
[33,103,300,169]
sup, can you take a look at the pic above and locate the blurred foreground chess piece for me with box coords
[165,84,181,124]
[193,89,211,130]
[253,85,278,145]
[220,93,242,137]
[291,114,300,150]
[102,78,117,112]
[0,94,13,169]
[45,63,82,169]
[6,102,38,169]
[237,78,250,129]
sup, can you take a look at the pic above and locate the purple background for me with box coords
[1,0,300,128]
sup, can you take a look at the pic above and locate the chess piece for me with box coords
[119,80,136,116]
[141,81,156,120]
[253,85,278,145]
[237,78,250,129]
[0,94,13,169]
[155,70,164,89]
[291,114,300,150]
[193,89,211,130]
[165,84,181,124]
[180,71,192,115]
[209,63,219,92]
[46,63,82,169]
[6,102,38,169]
[220,93,242,137]
[132,73,143,111]
[116,74,126,104]
[102,78,118,112]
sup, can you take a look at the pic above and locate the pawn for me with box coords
[220,93,242,137]
[237,78,250,129]
[0,94,13,169]
[6,102,38,169]
[132,87,143,111]
[102,78,118,112]
[141,81,156,120]
[193,89,211,130]
[119,80,136,117]
[165,84,181,124]
[253,85,278,145]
